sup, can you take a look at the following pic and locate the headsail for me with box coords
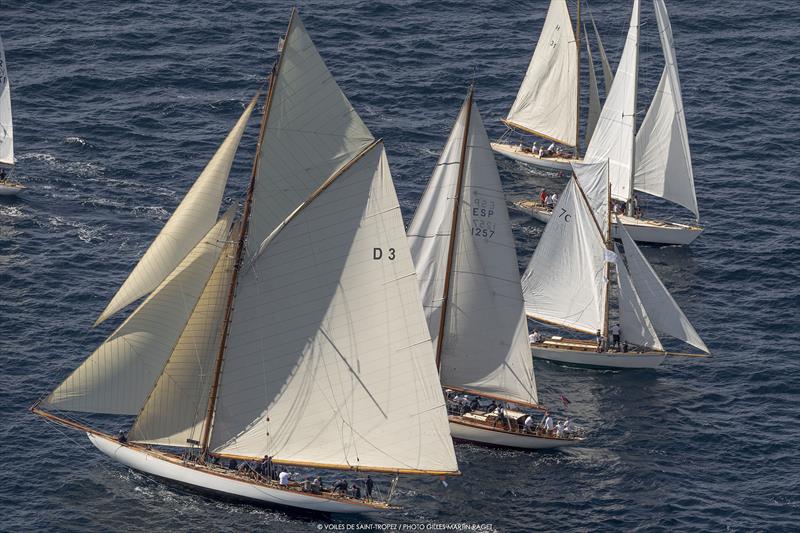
[571,159,609,241]
[209,142,458,474]
[583,0,640,202]
[41,212,234,415]
[615,244,662,350]
[633,0,698,218]
[589,11,614,96]
[244,10,375,263]
[505,0,578,146]
[522,177,607,335]
[618,220,708,353]
[410,93,538,408]
[0,34,13,168]
[95,96,258,325]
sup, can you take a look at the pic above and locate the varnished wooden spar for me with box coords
[199,10,294,454]
[500,118,574,147]
[442,385,545,412]
[434,85,473,371]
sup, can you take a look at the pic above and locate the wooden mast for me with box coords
[627,0,640,217]
[434,85,474,371]
[199,10,295,455]
[574,0,582,158]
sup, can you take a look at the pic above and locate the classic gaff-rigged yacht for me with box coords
[32,10,459,515]
[0,33,24,196]
[521,160,709,369]
[491,0,614,170]
[407,87,583,449]
[517,0,704,245]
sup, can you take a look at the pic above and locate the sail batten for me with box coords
[505,0,578,147]
[95,95,258,325]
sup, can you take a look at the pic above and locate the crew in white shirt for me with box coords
[279,471,290,486]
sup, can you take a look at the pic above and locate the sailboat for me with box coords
[517,0,704,245]
[0,33,24,196]
[408,87,582,449]
[32,10,459,514]
[491,0,614,170]
[521,159,709,369]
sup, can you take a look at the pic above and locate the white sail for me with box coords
[128,237,237,447]
[410,96,538,407]
[0,34,13,167]
[407,100,467,351]
[95,97,257,325]
[42,213,234,415]
[590,13,614,96]
[584,29,602,150]
[615,244,662,350]
[505,0,578,146]
[633,0,698,218]
[245,11,375,262]
[571,159,609,240]
[522,178,607,335]
[618,220,708,353]
[209,143,458,474]
[583,0,639,202]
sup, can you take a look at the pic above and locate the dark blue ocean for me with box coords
[1,1,798,531]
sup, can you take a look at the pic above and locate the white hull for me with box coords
[0,181,24,196]
[89,433,386,514]
[448,418,582,449]
[490,142,576,171]
[517,201,702,245]
[532,344,666,369]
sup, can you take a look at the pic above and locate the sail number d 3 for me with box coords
[373,248,396,260]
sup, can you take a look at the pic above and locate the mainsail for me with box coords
[505,0,578,146]
[0,34,13,168]
[583,0,640,202]
[95,96,258,325]
[633,0,698,218]
[409,90,538,408]
[521,177,608,335]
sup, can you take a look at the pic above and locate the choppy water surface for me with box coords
[1,1,798,531]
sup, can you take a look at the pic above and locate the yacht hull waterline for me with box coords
[89,433,388,514]
[532,344,667,369]
[449,418,582,449]
[0,181,24,196]
[490,142,576,171]
[516,201,702,245]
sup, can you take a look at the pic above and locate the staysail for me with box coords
[589,11,614,95]
[42,212,234,415]
[522,177,608,334]
[618,220,708,353]
[583,0,640,202]
[633,0,698,218]
[571,159,609,239]
[0,34,13,168]
[505,0,578,146]
[584,29,602,148]
[95,96,258,325]
[410,92,538,408]
[615,244,662,350]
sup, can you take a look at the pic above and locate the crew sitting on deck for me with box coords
[563,418,572,435]
[539,188,547,206]
[529,330,543,344]
[117,430,127,443]
[278,470,290,486]
[523,414,536,434]
[333,479,348,495]
[545,194,555,210]
[351,483,362,499]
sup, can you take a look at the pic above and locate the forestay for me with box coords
[0,34,13,167]
[633,0,698,218]
[42,213,234,415]
[615,244,662,350]
[210,143,458,474]
[95,97,257,325]
[128,237,238,447]
[618,220,708,353]
[505,0,578,146]
[522,178,607,335]
[244,10,375,263]
[583,0,640,202]
[410,96,538,407]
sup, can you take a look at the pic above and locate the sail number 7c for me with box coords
[558,208,571,222]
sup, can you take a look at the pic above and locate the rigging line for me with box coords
[318,328,387,419]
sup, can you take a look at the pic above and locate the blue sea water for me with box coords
[1,0,799,531]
